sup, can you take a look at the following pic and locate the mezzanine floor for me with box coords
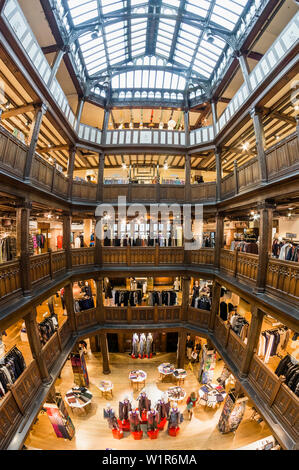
[24,351,272,451]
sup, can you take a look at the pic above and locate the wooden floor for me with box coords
[25,351,272,451]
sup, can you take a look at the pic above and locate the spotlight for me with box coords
[242,142,249,151]
[206,32,214,44]
[5,101,10,109]
[91,25,100,40]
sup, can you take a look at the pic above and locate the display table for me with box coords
[173,368,187,386]
[65,387,93,414]
[97,380,113,399]
[198,384,226,409]
[166,386,186,403]
[236,435,277,450]
[158,363,175,381]
[129,370,147,391]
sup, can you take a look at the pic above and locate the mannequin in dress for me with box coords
[103,404,119,430]
[132,333,139,358]
[139,333,146,358]
[147,409,159,431]
[129,409,141,432]
[119,397,132,421]
[167,404,183,429]
[146,333,153,358]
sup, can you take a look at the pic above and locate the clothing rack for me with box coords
[0,344,17,361]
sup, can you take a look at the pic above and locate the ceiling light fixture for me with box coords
[242,142,249,151]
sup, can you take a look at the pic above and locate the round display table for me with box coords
[173,368,187,386]
[129,370,147,391]
[65,388,93,414]
[166,386,186,403]
[198,384,226,409]
[158,363,175,382]
[97,380,113,399]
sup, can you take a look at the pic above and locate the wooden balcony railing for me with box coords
[214,315,230,349]
[30,253,51,286]
[58,320,72,348]
[248,355,299,442]
[266,132,299,180]
[266,258,299,303]
[0,126,27,178]
[51,250,67,276]
[0,260,22,302]
[187,306,210,329]
[71,248,95,267]
[41,332,61,372]
[72,180,97,202]
[236,252,259,285]
[191,182,216,202]
[191,248,214,265]
[226,328,247,368]
[76,308,97,330]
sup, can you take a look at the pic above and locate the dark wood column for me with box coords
[62,212,72,271]
[25,310,51,384]
[215,147,222,202]
[234,160,239,195]
[95,277,104,324]
[240,307,264,378]
[67,147,76,200]
[64,283,77,332]
[95,216,102,265]
[184,110,190,146]
[177,330,187,369]
[101,108,110,145]
[99,333,111,375]
[181,277,190,321]
[250,107,268,183]
[96,152,105,201]
[118,333,125,353]
[24,103,47,180]
[16,200,32,296]
[255,201,274,294]
[160,332,167,352]
[184,153,191,202]
[209,281,221,332]
[214,212,224,270]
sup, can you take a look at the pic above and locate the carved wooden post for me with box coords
[177,330,187,369]
[67,146,76,200]
[64,283,77,332]
[16,200,32,296]
[255,201,274,294]
[251,107,268,183]
[234,160,239,195]
[48,248,53,279]
[95,217,102,266]
[185,153,191,202]
[215,147,222,202]
[99,333,111,375]
[208,281,221,332]
[63,212,72,271]
[24,104,47,181]
[95,277,104,324]
[25,309,51,384]
[239,306,264,378]
[181,277,190,321]
[214,212,224,270]
[97,152,105,202]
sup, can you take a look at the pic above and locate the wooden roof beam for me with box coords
[1,104,35,120]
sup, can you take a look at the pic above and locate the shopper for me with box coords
[186,334,194,360]
[186,392,198,420]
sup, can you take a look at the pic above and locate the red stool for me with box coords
[132,430,143,440]
[147,430,159,439]
[112,429,123,439]
[118,419,130,432]
[157,417,167,430]
[168,427,180,437]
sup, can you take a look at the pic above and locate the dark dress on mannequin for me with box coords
[138,393,151,412]
[103,408,118,429]
[147,410,159,431]
[129,410,141,432]
[167,408,183,429]
[156,400,170,422]
[119,399,132,420]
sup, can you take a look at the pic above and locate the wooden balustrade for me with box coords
[58,320,72,348]
[187,306,210,328]
[237,158,260,192]
[160,185,185,202]
[221,173,235,199]
[31,154,54,190]
[158,247,184,264]
[102,247,127,265]
[130,247,155,264]
[71,248,95,266]
[248,355,299,441]
[191,248,214,265]
[157,306,181,322]
[220,249,236,274]
[266,258,299,303]
[226,329,246,368]
[52,170,68,197]
[72,180,97,201]
[266,132,299,180]
[214,315,229,349]
[104,307,128,322]
[10,360,41,411]
[51,250,66,275]
[0,260,22,301]
[30,253,51,286]
[236,252,259,284]
[75,308,97,330]
[131,307,155,322]
[0,391,23,449]
[0,125,27,178]
[41,332,61,371]
[130,184,157,202]
[103,184,129,202]
[191,182,216,202]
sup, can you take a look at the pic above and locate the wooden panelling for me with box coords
[72,181,97,201]
[52,250,66,275]
[130,247,155,264]
[0,392,23,449]
[226,329,246,368]
[103,185,129,202]
[30,253,51,285]
[0,126,27,177]
[272,383,299,440]
[236,252,259,284]
[158,306,181,322]
[71,248,95,266]
[58,320,72,348]
[11,360,41,410]
[41,332,61,371]
[187,306,210,328]
[191,182,216,202]
[32,154,53,190]
[131,307,154,322]
[266,258,299,302]
[221,173,235,199]
[76,308,97,329]
[131,184,157,202]
[102,247,127,265]
[214,315,229,349]
[52,170,68,197]
[191,248,214,265]
[160,185,185,202]
[238,158,260,191]
[0,260,22,300]
[266,133,299,180]
[158,247,184,264]
[104,307,128,322]
[220,249,236,274]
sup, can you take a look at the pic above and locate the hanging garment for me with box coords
[147,410,159,431]
[146,334,153,356]
[219,301,228,321]
[57,235,63,250]
[139,334,146,357]
[119,400,132,420]
[156,400,170,422]
[129,410,141,432]
[132,334,139,357]
[103,408,118,430]
[138,393,151,412]
[167,408,183,429]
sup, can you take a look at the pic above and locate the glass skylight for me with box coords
[63,0,251,95]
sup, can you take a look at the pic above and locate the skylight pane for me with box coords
[217,0,244,15]
[127,71,134,87]
[135,70,142,88]
[142,70,149,88]
[210,13,235,31]
[149,70,156,88]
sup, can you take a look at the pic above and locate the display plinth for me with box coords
[132,430,143,440]
[145,353,153,359]
[112,429,123,439]
[117,419,130,432]
[131,354,137,359]
[147,430,159,439]
[157,417,167,430]
[168,426,180,436]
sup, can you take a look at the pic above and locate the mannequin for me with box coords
[129,409,141,432]
[173,277,180,291]
[139,333,146,358]
[103,404,119,430]
[167,404,183,429]
[119,398,132,421]
[147,409,159,431]
[132,333,139,358]
[156,397,170,422]
[138,392,151,413]
[83,281,92,297]
[143,280,147,296]
[0,333,5,357]
[146,333,153,358]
